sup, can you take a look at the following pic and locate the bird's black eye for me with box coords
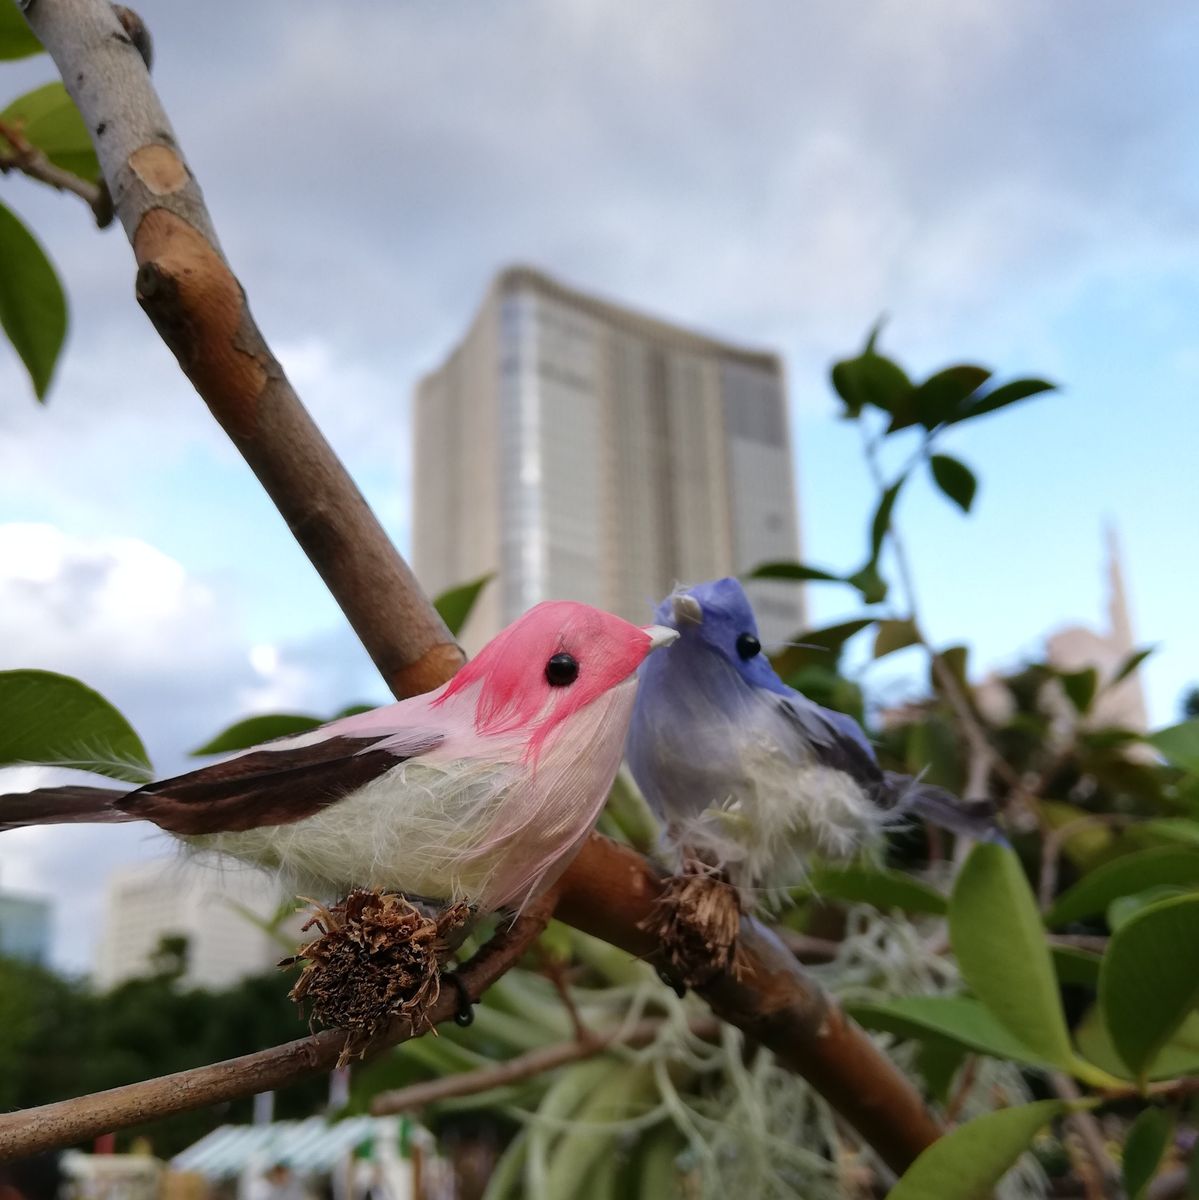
[736,632,761,660]
[545,652,579,687]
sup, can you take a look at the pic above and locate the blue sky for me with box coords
[0,0,1196,968]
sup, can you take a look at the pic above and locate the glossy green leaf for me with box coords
[0,82,100,181]
[1045,848,1199,927]
[433,571,494,637]
[1149,719,1199,774]
[846,560,888,604]
[847,996,1050,1066]
[952,377,1056,423]
[0,0,41,60]
[742,560,844,584]
[1110,645,1156,687]
[191,712,324,756]
[873,618,920,659]
[0,669,150,783]
[0,199,67,400]
[1123,1107,1173,1200]
[1107,885,1192,931]
[888,1101,1073,1200]
[1100,893,1199,1080]
[770,618,873,677]
[805,864,947,914]
[830,348,912,419]
[1059,666,1099,715]
[950,843,1077,1071]
[1075,1005,1199,1082]
[929,453,977,513]
[908,364,991,431]
[1141,819,1199,849]
[870,476,906,558]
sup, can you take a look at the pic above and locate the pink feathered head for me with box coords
[435,601,664,757]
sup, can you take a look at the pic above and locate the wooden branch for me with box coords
[556,836,943,1174]
[0,117,109,224]
[14,0,945,1176]
[0,891,556,1162]
[371,1015,721,1116]
[22,0,463,701]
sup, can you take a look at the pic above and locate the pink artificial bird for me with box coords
[0,602,677,915]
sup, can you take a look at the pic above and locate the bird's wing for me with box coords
[119,727,445,835]
[773,691,891,803]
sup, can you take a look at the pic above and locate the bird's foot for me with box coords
[440,969,475,1027]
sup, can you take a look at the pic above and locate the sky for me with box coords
[0,0,1196,972]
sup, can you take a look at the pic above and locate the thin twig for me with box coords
[0,116,109,224]
[1038,814,1137,911]
[0,891,557,1162]
[371,1015,721,1116]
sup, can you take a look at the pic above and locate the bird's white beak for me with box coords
[670,593,704,627]
[643,624,680,650]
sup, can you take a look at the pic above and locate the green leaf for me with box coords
[1100,893,1199,1081]
[1148,719,1199,774]
[1110,645,1156,687]
[742,560,844,584]
[847,995,1051,1066]
[1123,1107,1174,1200]
[191,713,324,756]
[0,82,101,181]
[1045,848,1199,927]
[929,453,977,513]
[1141,819,1199,849]
[334,703,373,718]
[846,560,888,605]
[1076,1005,1199,1082]
[0,669,150,783]
[953,377,1056,423]
[0,199,67,401]
[770,619,873,678]
[950,844,1078,1072]
[433,572,494,637]
[1107,885,1193,932]
[873,617,920,659]
[830,344,912,419]
[888,1101,1074,1200]
[1059,666,1099,715]
[870,476,905,558]
[0,0,41,60]
[907,364,991,431]
[804,864,947,914]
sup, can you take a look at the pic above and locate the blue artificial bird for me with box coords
[625,577,996,893]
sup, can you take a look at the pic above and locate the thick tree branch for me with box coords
[13,0,944,1176]
[0,891,555,1162]
[22,0,463,700]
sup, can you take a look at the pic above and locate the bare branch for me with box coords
[0,891,556,1162]
[21,0,463,701]
[372,1015,721,1116]
[0,116,109,225]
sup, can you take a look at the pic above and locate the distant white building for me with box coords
[95,858,297,991]
[1044,526,1148,732]
[0,874,52,965]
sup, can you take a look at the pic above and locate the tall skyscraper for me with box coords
[414,267,804,650]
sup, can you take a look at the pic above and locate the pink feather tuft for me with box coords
[435,601,655,760]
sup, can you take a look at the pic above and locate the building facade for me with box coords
[414,267,804,650]
[0,883,52,964]
[95,859,297,991]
